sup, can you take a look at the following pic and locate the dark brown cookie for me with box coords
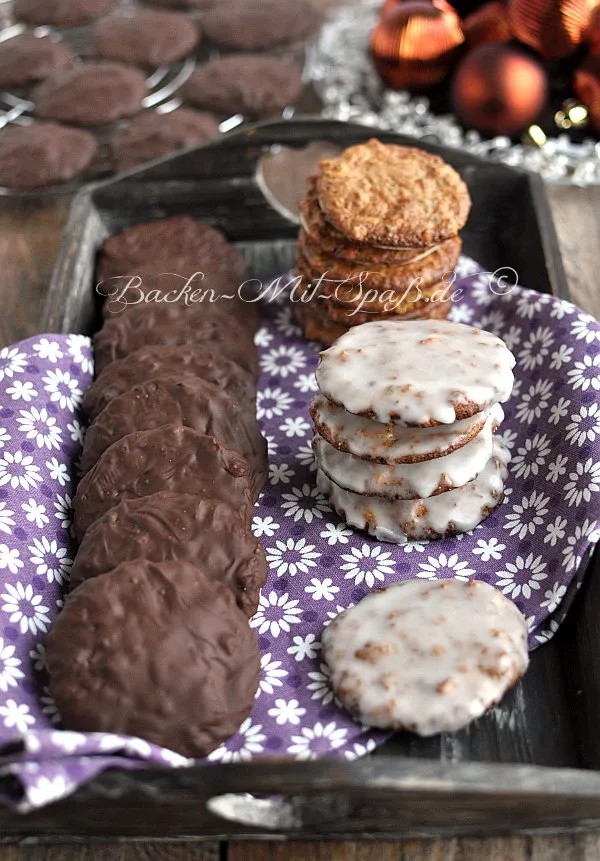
[73,424,253,539]
[318,139,472,247]
[93,11,199,68]
[110,108,219,172]
[300,176,437,265]
[47,559,260,757]
[0,33,72,88]
[14,0,117,27]
[145,0,216,7]
[0,122,97,190]
[70,492,267,616]
[202,0,321,49]
[33,62,147,125]
[80,376,267,498]
[98,265,260,335]
[97,217,245,284]
[185,55,303,118]
[83,344,256,421]
[93,304,258,377]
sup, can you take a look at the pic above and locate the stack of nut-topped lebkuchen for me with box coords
[311,318,516,543]
[294,139,471,345]
[45,216,269,759]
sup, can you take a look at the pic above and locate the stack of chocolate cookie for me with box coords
[311,319,515,543]
[294,139,472,345]
[46,216,267,757]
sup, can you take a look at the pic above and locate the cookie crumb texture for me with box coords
[318,139,471,247]
[47,560,260,757]
[322,579,529,735]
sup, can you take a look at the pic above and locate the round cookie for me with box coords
[73,425,253,540]
[70,493,267,616]
[145,0,216,7]
[315,319,516,426]
[314,404,501,499]
[33,63,147,125]
[83,344,256,421]
[93,11,199,68]
[0,122,97,191]
[317,438,509,543]
[322,578,529,735]
[80,376,267,499]
[299,232,462,300]
[98,265,260,335]
[293,300,348,347]
[295,255,454,322]
[47,559,260,756]
[0,33,72,88]
[185,55,303,119]
[14,0,117,27]
[300,176,438,265]
[97,217,245,285]
[310,394,491,464]
[110,108,219,172]
[93,306,258,378]
[318,139,471,247]
[293,296,450,346]
[201,0,321,50]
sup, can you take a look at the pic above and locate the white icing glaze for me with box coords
[314,405,502,499]
[322,578,529,735]
[311,393,502,464]
[317,438,510,543]
[315,320,515,425]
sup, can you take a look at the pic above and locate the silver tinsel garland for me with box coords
[307,0,600,185]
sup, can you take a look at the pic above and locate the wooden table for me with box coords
[0,184,599,860]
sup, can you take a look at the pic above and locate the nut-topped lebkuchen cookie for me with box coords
[293,139,471,343]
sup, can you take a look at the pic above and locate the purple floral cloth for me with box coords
[0,256,598,812]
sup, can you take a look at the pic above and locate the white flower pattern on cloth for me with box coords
[0,277,597,811]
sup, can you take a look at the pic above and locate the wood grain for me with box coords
[0,848,220,861]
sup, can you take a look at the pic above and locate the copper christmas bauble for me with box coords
[584,3,600,52]
[574,56,600,129]
[507,0,596,58]
[371,0,465,90]
[451,44,548,136]
[464,1,513,47]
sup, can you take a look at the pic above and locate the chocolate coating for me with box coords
[15,0,117,27]
[202,0,321,49]
[33,63,147,126]
[93,11,199,68]
[81,376,267,498]
[93,305,258,377]
[73,425,253,540]
[83,344,256,421]
[0,122,97,191]
[0,33,72,88]
[97,217,246,285]
[186,55,303,118]
[98,266,260,336]
[70,492,267,616]
[110,108,219,172]
[47,559,260,756]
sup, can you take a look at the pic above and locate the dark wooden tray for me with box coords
[7,118,600,843]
